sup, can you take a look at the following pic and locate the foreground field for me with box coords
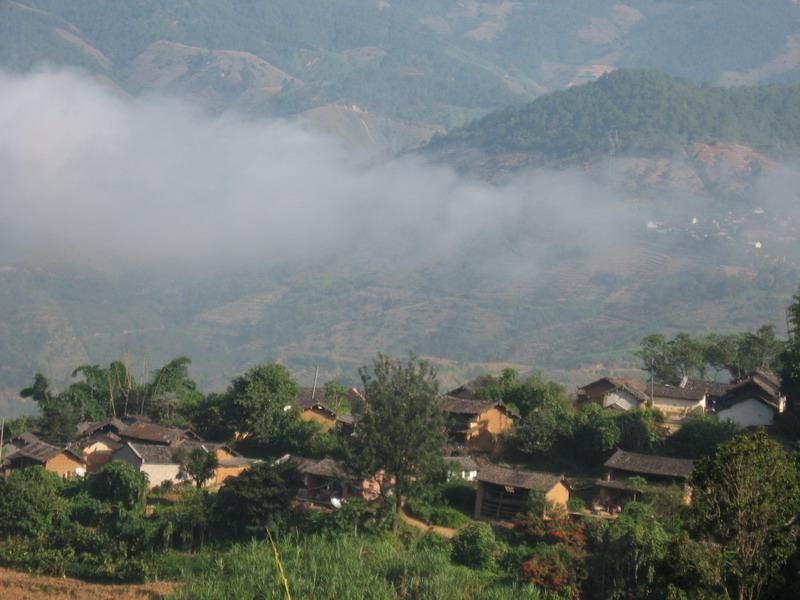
[0,568,175,600]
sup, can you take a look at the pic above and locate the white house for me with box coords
[716,370,786,428]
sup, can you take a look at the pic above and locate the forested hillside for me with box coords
[425,70,800,162]
[3,1,800,148]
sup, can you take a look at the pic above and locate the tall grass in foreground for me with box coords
[170,533,547,600]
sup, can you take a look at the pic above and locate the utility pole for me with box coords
[311,366,320,402]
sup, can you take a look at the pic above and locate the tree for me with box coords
[19,373,52,405]
[638,333,706,384]
[0,467,67,540]
[176,448,219,489]
[569,404,621,464]
[212,460,300,539]
[86,460,148,511]
[514,393,573,456]
[689,431,800,600]
[598,502,671,598]
[323,380,350,412]
[781,288,800,405]
[347,354,446,526]
[145,357,203,424]
[225,363,299,446]
[664,414,738,459]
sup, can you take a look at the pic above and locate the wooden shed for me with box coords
[474,464,568,521]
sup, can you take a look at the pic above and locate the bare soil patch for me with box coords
[0,568,176,600]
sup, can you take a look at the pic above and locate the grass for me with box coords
[169,533,547,600]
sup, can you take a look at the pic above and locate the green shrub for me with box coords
[452,523,498,570]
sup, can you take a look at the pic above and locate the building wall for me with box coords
[545,482,570,512]
[580,381,617,405]
[45,453,86,478]
[718,398,775,428]
[214,464,250,485]
[301,409,337,430]
[603,389,641,410]
[651,396,705,414]
[113,445,142,470]
[466,407,514,451]
[83,441,117,472]
[141,463,182,488]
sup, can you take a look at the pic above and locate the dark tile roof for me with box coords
[442,397,499,415]
[12,432,43,446]
[650,381,708,401]
[296,457,353,480]
[127,443,181,465]
[3,438,84,466]
[719,370,785,411]
[218,456,259,468]
[604,449,694,479]
[477,464,562,491]
[336,414,359,425]
[79,417,130,438]
[119,422,195,445]
[578,377,649,403]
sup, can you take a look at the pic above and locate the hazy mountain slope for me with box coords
[3,1,800,147]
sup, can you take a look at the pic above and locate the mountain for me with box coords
[425,70,800,161]
[3,1,800,148]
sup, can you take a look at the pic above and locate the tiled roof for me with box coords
[120,422,194,445]
[442,397,498,415]
[719,370,784,411]
[604,449,694,479]
[650,381,708,401]
[127,443,181,465]
[477,464,562,491]
[296,457,353,480]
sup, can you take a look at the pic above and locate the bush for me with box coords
[406,498,470,528]
[452,523,498,570]
[441,480,476,513]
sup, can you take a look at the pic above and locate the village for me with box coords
[0,364,786,527]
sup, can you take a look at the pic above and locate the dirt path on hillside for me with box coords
[0,568,176,600]
[399,508,458,538]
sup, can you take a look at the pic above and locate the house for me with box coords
[474,464,569,521]
[292,456,388,505]
[295,387,339,430]
[596,449,694,511]
[577,377,649,410]
[335,413,360,436]
[603,448,695,483]
[112,441,256,488]
[443,455,479,481]
[442,397,515,452]
[1,434,86,478]
[77,431,124,472]
[118,422,200,446]
[649,381,708,416]
[294,386,367,431]
[715,370,786,428]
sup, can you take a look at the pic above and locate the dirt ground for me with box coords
[0,568,177,600]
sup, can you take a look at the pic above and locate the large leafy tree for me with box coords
[225,363,300,447]
[144,357,203,424]
[690,431,800,600]
[212,461,300,539]
[347,354,446,525]
[176,447,219,489]
[86,460,148,511]
[0,467,67,540]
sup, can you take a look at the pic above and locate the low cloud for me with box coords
[0,68,637,278]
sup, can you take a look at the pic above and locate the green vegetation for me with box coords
[347,354,447,525]
[428,70,800,160]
